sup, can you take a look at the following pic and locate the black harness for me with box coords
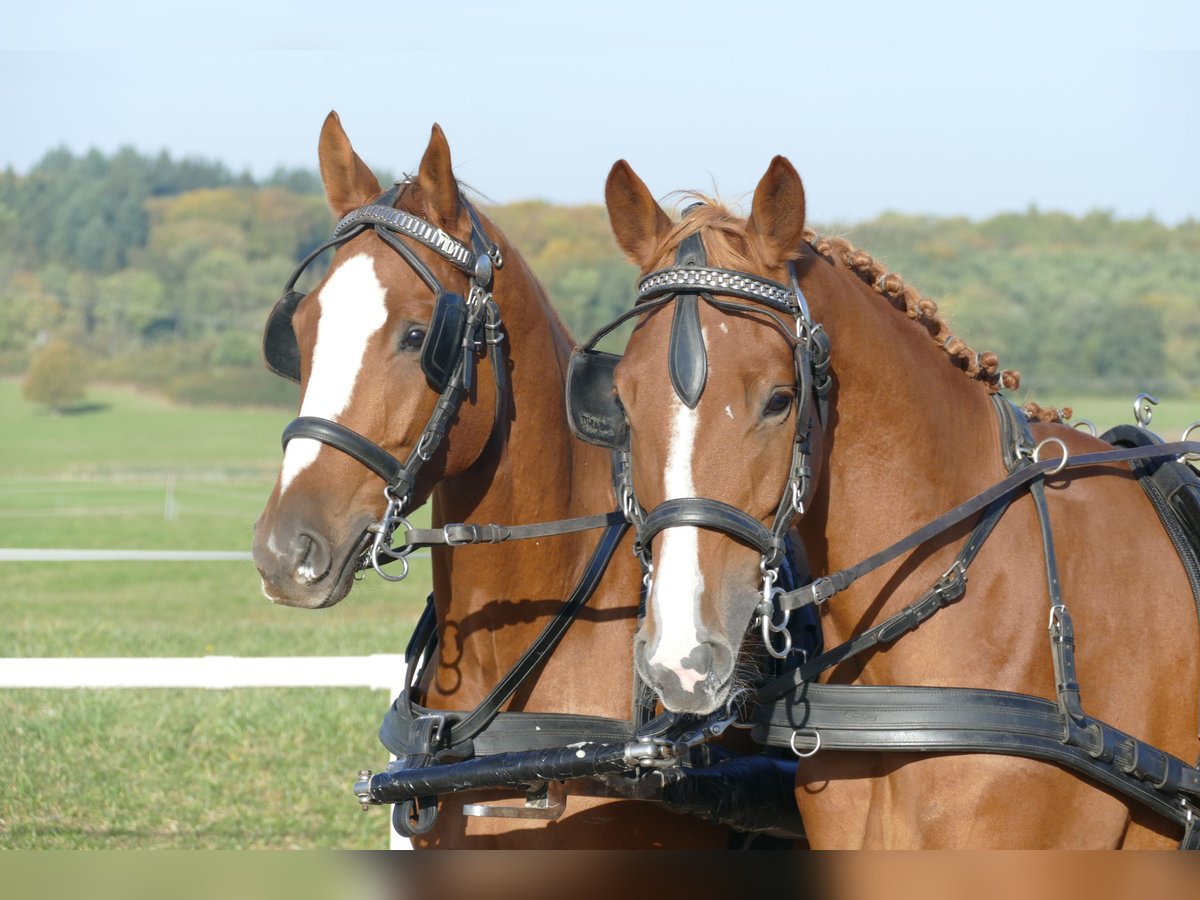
[265,182,509,579]
[751,397,1200,847]
[568,219,1200,846]
[568,218,831,657]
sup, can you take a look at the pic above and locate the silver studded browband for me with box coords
[637,266,799,314]
[333,205,477,273]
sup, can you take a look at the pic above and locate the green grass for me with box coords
[1,379,427,848]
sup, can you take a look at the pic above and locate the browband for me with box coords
[638,266,800,315]
[334,204,478,274]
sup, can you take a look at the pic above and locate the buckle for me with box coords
[443,523,478,545]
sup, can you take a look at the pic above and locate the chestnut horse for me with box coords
[599,157,1200,848]
[251,114,731,848]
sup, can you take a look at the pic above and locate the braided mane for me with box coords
[804,229,1020,394]
[658,196,1076,423]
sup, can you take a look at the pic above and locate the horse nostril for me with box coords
[291,531,331,585]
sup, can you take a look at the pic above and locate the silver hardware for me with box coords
[790,729,821,758]
[1133,392,1158,428]
[1072,419,1097,437]
[791,479,806,516]
[332,205,476,271]
[759,590,793,660]
[1048,603,1068,635]
[940,558,967,584]
[1181,422,1200,463]
[463,783,565,820]
[368,490,416,582]
[637,267,794,308]
[442,524,473,546]
[354,770,376,810]
[473,253,492,286]
[416,430,437,462]
[1032,436,1070,475]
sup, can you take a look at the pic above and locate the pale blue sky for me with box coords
[2,1,1197,222]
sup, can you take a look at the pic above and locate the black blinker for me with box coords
[667,230,708,409]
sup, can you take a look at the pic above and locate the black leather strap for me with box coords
[282,416,413,491]
[780,439,1200,611]
[379,520,629,760]
[751,681,1200,831]
[638,497,777,557]
[400,510,626,548]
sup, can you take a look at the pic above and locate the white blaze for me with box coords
[279,255,388,494]
[647,330,708,692]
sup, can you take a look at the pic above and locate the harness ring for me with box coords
[790,729,821,759]
[1181,422,1200,463]
[1032,437,1070,475]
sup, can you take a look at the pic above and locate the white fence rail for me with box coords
[0,653,405,691]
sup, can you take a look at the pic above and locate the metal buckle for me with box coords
[442,523,476,546]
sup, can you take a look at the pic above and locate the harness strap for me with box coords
[398,510,626,548]
[380,520,630,761]
[780,439,1200,612]
[638,497,777,558]
[750,682,1200,832]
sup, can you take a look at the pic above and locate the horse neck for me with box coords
[800,259,1007,655]
[433,239,607,529]
[425,231,626,699]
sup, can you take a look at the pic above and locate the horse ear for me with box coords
[746,156,807,267]
[417,124,462,229]
[317,110,383,218]
[605,160,672,269]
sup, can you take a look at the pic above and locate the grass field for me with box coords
[0,379,428,849]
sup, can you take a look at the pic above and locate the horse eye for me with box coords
[764,391,792,416]
[401,327,427,350]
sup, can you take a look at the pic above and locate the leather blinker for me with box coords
[667,230,708,409]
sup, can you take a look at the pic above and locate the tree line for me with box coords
[2,147,1196,410]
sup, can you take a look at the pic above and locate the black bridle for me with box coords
[266,182,507,579]
[569,220,831,658]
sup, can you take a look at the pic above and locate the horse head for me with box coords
[253,112,503,609]
[601,157,821,713]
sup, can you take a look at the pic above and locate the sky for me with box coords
[2,1,1198,224]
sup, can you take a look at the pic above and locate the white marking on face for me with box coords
[719,322,728,334]
[648,328,708,692]
[725,404,734,420]
[279,254,389,494]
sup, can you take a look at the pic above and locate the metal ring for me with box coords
[1072,419,1097,437]
[790,729,821,759]
[1181,422,1200,462]
[1133,392,1158,428]
[1032,436,1069,475]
